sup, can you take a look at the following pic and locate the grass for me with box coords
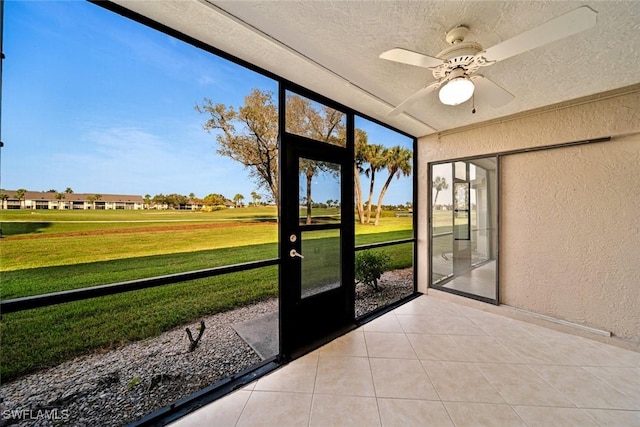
[0,267,278,381]
[0,209,413,381]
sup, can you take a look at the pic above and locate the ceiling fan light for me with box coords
[439,77,475,106]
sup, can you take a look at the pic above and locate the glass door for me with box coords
[430,157,498,303]
[280,134,354,357]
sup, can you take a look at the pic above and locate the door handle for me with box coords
[289,249,304,259]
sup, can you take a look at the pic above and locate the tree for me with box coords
[233,193,244,208]
[250,191,259,206]
[65,187,73,194]
[86,194,102,210]
[432,176,449,207]
[363,144,387,224]
[354,129,368,224]
[197,90,345,214]
[196,89,279,207]
[204,193,227,206]
[55,192,65,210]
[287,94,345,224]
[144,194,152,208]
[0,191,8,209]
[14,189,27,209]
[373,147,412,226]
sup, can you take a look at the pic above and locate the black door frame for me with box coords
[278,88,355,359]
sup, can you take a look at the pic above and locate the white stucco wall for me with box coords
[417,87,640,342]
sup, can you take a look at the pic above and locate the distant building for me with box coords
[1,190,144,210]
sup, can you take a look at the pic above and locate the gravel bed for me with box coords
[0,269,413,427]
[355,268,414,317]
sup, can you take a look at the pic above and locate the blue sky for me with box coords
[1,1,413,205]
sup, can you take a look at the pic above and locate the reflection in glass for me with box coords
[454,182,470,240]
[299,158,341,225]
[431,163,453,283]
[431,158,497,301]
[301,230,341,298]
[285,91,346,146]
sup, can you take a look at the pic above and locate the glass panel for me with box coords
[0,267,278,425]
[285,91,346,146]
[431,163,453,284]
[299,158,341,225]
[454,182,470,240]
[431,157,497,301]
[301,230,341,298]
[355,243,414,317]
[353,116,413,230]
[455,161,467,181]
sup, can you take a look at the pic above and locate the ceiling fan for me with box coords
[381,6,597,116]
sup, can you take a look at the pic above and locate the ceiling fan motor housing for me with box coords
[433,26,491,81]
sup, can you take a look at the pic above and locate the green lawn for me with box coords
[0,208,413,380]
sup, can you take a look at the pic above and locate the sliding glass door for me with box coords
[430,157,497,303]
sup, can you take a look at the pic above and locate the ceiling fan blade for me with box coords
[472,75,514,108]
[387,82,440,117]
[483,6,597,63]
[379,48,443,68]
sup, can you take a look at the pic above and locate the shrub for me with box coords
[355,250,390,291]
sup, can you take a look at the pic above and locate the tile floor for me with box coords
[170,295,640,427]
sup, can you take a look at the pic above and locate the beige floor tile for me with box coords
[235,391,312,427]
[583,408,640,426]
[370,358,439,400]
[316,330,368,357]
[378,398,454,427]
[397,314,447,334]
[314,355,375,396]
[169,390,251,427]
[438,315,487,336]
[254,353,318,393]
[539,334,628,367]
[392,297,436,316]
[513,406,599,427]
[449,335,523,363]
[407,334,472,362]
[475,363,574,406]
[363,313,404,332]
[585,340,640,367]
[310,394,380,427]
[443,402,527,427]
[364,331,418,359]
[242,381,256,391]
[421,360,505,404]
[583,366,640,402]
[531,365,640,410]
[467,314,531,338]
[493,335,579,365]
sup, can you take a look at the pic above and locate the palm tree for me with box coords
[250,191,259,206]
[0,191,8,210]
[374,147,413,226]
[354,129,368,224]
[14,189,27,209]
[300,159,320,224]
[233,193,245,208]
[65,187,73,194]
[55,192,66,210]
[432,176,449,208]
[363,144,387,224]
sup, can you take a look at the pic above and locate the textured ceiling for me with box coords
[111,0,640,137]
